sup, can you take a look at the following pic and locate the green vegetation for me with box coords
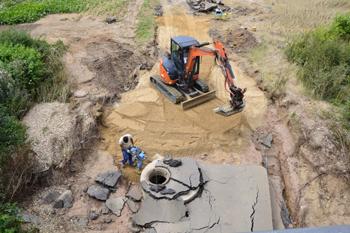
[286,12,350,102]
[0,0,85,25]
[0,28,68,232]
[286,12,350,153]
[0,0,127,25]
[136,0,158,42]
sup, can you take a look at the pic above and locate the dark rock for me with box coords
[42,190,60,204]
[130,195,187,227]
[126,188,143,202]
[106,19,116,24]
[262,133,273,148]
[126,199,139,213]
[53,190,73,209]
[18,214,38,223]
[104,217,112,223]
[150,184,166,193]
[53,200,63,208]
[102,203,109,214]
[95,171,123,188]
[90,212,98,220]
[130,226,141,233]
[106,197,127,216]
[83,187,88,193]
[169,159,182,167]
[87,185,110,201]
[160,188,176,195]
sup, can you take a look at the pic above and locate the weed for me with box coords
[42,126,48,132]
[60,18,69,21]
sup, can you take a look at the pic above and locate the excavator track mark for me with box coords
[150,75,183,104]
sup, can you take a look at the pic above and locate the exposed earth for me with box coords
[3,0,350,232]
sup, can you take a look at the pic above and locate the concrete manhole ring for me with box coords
[144,167,170,186]
[74,90,88,98]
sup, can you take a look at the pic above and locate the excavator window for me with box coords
[171,40,179,60]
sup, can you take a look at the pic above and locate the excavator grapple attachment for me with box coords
[213,99,245,116]
[181,89,216,110]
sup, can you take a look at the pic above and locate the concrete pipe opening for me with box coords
[146,168,170,186]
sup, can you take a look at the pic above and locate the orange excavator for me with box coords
[150,36,246,116]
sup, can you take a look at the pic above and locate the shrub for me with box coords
[286,13,350,102]
[0,202,23,233]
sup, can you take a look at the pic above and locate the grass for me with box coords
[261,0,350,32]
[135,0,159,43]
[247,34,292,102]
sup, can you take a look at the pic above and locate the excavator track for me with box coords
[193,78,209,93]
[150,75,183,104]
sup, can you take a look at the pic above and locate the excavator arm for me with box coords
[185,41,246,115]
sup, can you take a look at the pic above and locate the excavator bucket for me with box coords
[213,99,245,116]
[181,89,216,110]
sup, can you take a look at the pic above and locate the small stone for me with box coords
[104,217,112,223]
[53,200,63,208]
[79,218,89,226]
[42,190,60,204]
[262,133,273,148]
[90,212,98,220]
[18,214,38,223]
[51,210,56,215]
[83,187,88,193]
[102,203,109,214]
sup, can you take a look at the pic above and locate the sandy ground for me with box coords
[99,0,267,182]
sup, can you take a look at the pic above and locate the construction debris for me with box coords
[186,0,230,12]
